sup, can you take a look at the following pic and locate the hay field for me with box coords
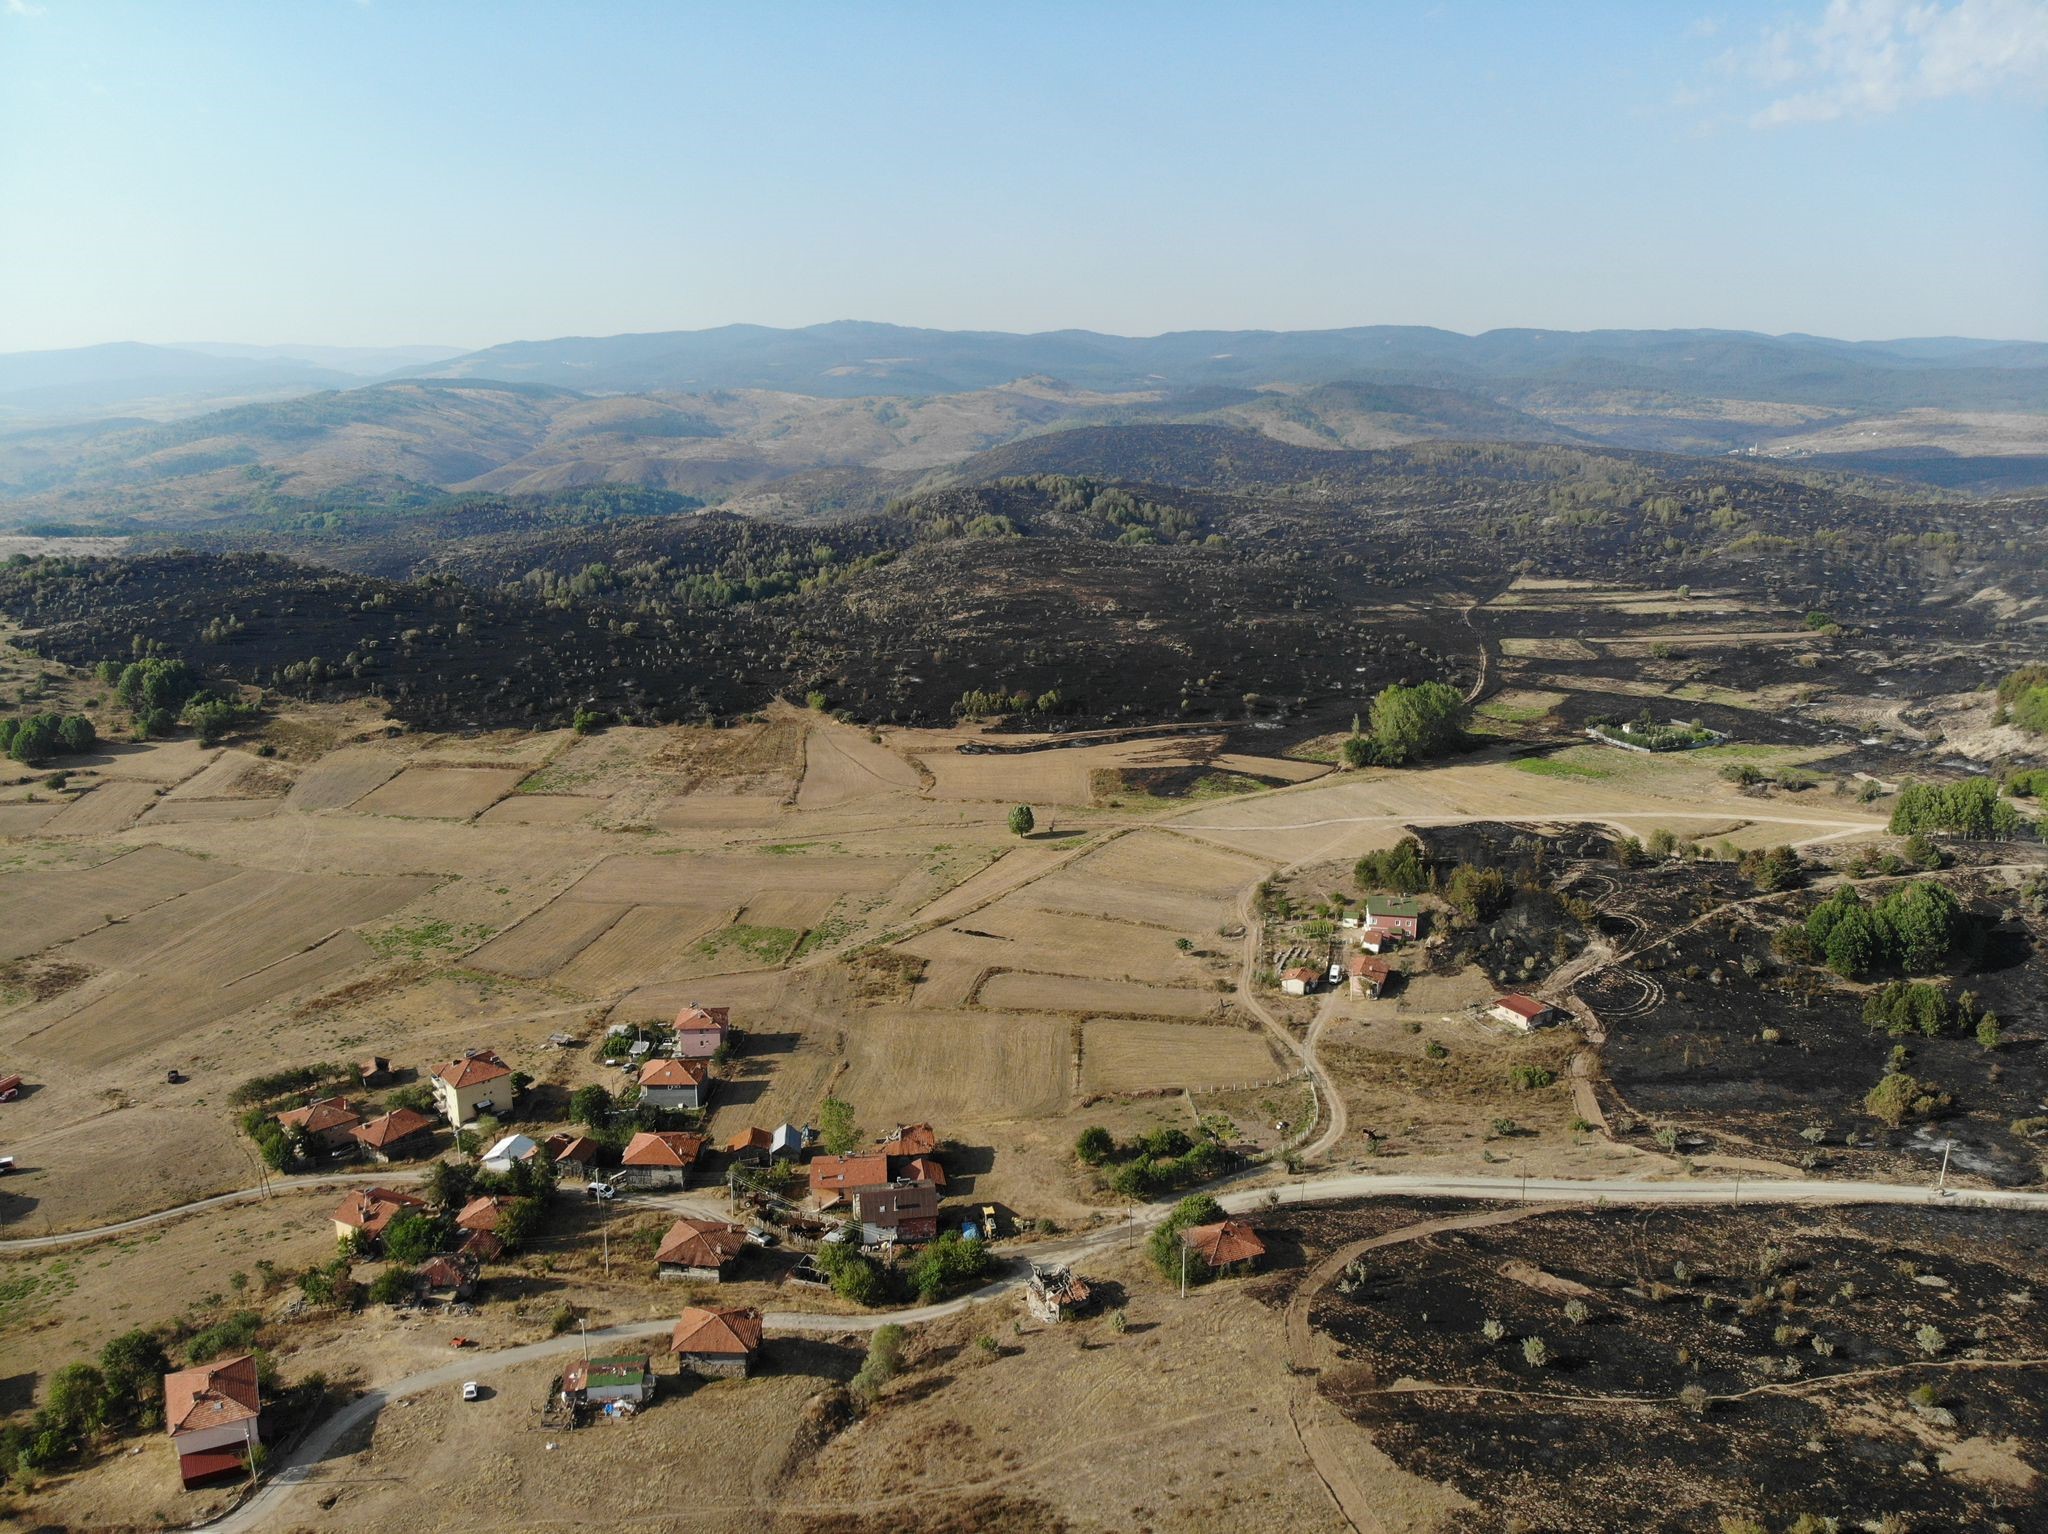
[1497,637,1598,660]
[162,748,290,800]
[649,795,789,829]
[1021,829,1264,930]
[736,887,839,929]
[904,841,1080,927]
[1211,750,1331,783]
[81,738,217,783]
[977,971,1218,1019]
[140,798,278,825]
[352,765,528,819]
[42,780,160,835]
[0,802,62,837]
[796,720,922,807]
[284,746,405,810]
[0,846,231,962]
[1081,1018,1285,1092]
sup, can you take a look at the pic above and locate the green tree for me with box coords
[381,1211,446,1266]
[1145,1193,1224,1283]
[1008,804,1036,837]
[97,1330,171,1431]
[1074,1126,1115,1165]
[819,1095,860,1156]
[851,1322,905,1397]
[906,1232,989,1301]
[569,1083,612,1128]
[1875,881,1963,972]
[369,1266,416,1306]
[1366,680,1467,767]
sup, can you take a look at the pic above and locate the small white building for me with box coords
[1490,994,1559,1031]
[1280,966,1321,997]
[562,1354,653,1406]
[480,1132,538,1174]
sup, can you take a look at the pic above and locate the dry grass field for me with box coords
[352,764,528,819]
[1080,1017,1286,1092]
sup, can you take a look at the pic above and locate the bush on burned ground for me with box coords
[1444,863,1512,920]
[1889,777,2029,840]
[1354,836,1430,894]
[1738,844,1803,892]
[1795,880,1973,978]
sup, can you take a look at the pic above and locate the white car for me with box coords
[461,1381,480,1402]
[1327,962,1344,984]
[585,1181,616,1201]
[744,1227,777,1247]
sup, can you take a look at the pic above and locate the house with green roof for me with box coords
[562,1354,654,1406]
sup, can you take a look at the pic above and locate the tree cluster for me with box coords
[1888,777,2028,841]
[0,712,95,765]
[1791,881,1971,978]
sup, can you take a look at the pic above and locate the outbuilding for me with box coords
[563,1354,654,1406]
[1280,966,1321,997]
[1346,954,1392,999]
[1490,994,1558,1031]
[669,1305,763,1377]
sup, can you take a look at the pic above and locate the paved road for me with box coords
[203,1166,2045,1532]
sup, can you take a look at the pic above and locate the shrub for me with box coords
[906,1232,989,1302]
[1074,1126,1115,1165]
[1521,1335,1550,1368]
[1915,1324,1947,1356]
[1145,1194,1225,1284]
[1509,1065,1556,1090]
[1007,804,1035,837]
[369,1266,415,1306]
[1444,864,1512,920]
[1353,837,1430,894]
[851,1323,906,1399]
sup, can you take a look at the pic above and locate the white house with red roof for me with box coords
[638,1055,710,1111]
[672,1004,731,1059]
[1490,994,1559,1032]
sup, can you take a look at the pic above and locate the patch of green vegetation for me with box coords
[762,842,817,856]
[0,1259,78,1334]
[1185,771,1265,800]
[368,917,495,959]
[792,907,857,959]
[1475,699,1554,724]
[1513,756,1610,781]
[697,923,803,966]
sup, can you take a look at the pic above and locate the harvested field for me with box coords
[1020,827,1264,930]
[78,738,216,783]
[24,868,431,1068]
[796,720,922,807]
[565,852,907,906]
[162,748,292,800]
[0,802,62,837]
[1081,1017,1286,1092]
[468,900,631,979]
[735,886,837,930]
[552,904,735,993]
[352,765,527,819]
[905,840,1082,927]
[42,780,160,835]
[977,970,1219,1019]
[914,736,1217,804]
[1211,750,1331,783]
[907,902,1195,985]
[284,746,405,810]
[834,1009,1070,1122]
[1497,636,1597,659]
[649,795,789,829]
[139,797,278,825]
[0,846,232,963]
[475,794,594,827]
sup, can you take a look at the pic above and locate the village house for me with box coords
[672,1003,731,1059]
[1490,994,1559,1032]
[562,1354,655,1407]
[276,1096,363,1152]
[1024,1264,1094,1323]
[1346,954,1393,999]
[807,1152,889,1210]
[902,1155,947,1190]
[416,1253,477,1300]
[1280,965,1321,997]
[876,1122,938,1159]
[455,1195,515,1238]
[350,1107,438,1164]
[460,1229,504,1262]
[330,1186,426,1248]
[669,1305,763,1377]
[655,1217,750,1281]
[1362,897,1424,938]
[357,1055,392,1087]
[1182,1218,1267,1276]
[618,1129,706,1189]
[480,1131,540,1173]
[769,1122,810,1161]
[638,1055,710,1111]
[1357,926,1402,955]
[724,1125,776,1165]
[429,1048,513,1125]
[851,1180,940,1245]
[163,1354,261,1489]
[543,1131,602,1178]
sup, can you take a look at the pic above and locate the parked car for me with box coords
[0,1156,16,1174]
[585,1181,616,1201]
[1327,962,1343,984]
[744,1227,777,1247]
[461,1380,480,1402]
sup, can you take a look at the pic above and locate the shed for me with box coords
[1182,1219,1267,1274]
[562,1354,654,1406]
[669,1305,763,1377]
[1490,994,1558,1031]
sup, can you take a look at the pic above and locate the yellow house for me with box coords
[430,1049,512,1124]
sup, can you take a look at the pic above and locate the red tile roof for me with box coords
[164,1355,261,1437]
[674,1005,730,1032]
[876,1122,938,1158]
[622,1130,707,1169]
[655,1218,749,1269]
[543,1132,601,1164]
[460,1230,504,1261]
[808,1153,889,1207]
[1494,994,1550,1019]
[455,1195,513,1233]
[639,1057,709,1089]
[1182,1219,1267,1266]
[1282,966,1322,983]
[669,1305,762,1357]
[904,1155,947,1188]
[330,1186,426,1235]
[418,1255,470,1289]
[724,1125,774,1155]
[432,1050,511,1088]
[276,1097,361,1136]
[1346,955,1392,981]
[352,1107,436,1150]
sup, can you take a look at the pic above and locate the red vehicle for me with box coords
[0,1075,22,1104]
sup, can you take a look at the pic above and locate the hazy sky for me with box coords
[3,0,2045,351]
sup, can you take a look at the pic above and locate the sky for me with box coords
[2,0,2045,352]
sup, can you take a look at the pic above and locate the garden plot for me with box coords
[42,780,161,835]
[906,901,1193,986]
[0,846,233,963]
[831,1010,1070,1123]
[468,900,632,979]
[796,721,922,808]
[1080,1018,1286,1093]
[977,971,1218,1019]
[28,869,430,1069]
[351,765,528,819]
[551,905,736,994]
[474,795,594,827]
[284,746,405,810]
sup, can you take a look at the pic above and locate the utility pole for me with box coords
[579,1316,590,1360]
[1519,1156,1528,1205]
[1937,1140,1952,1196]
[1180,1240,1188,1299]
